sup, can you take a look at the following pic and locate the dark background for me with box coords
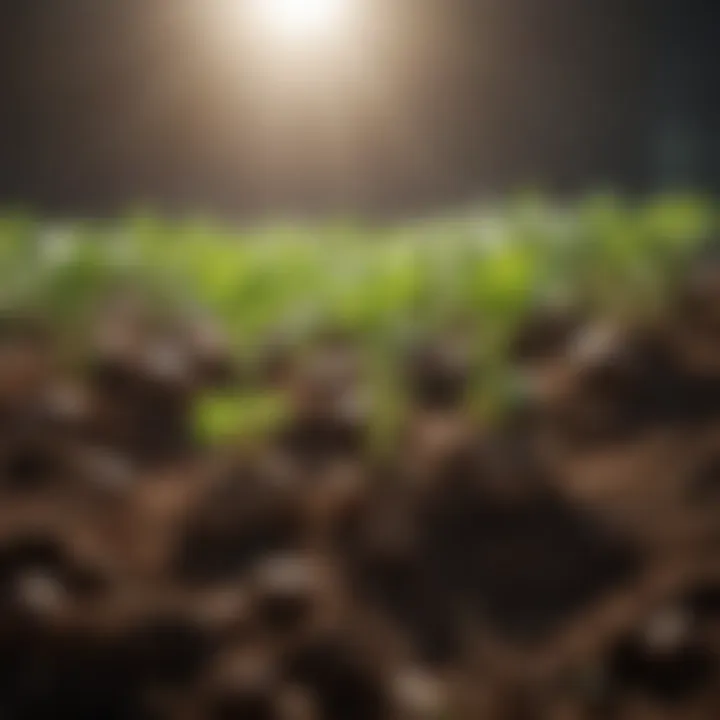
[0,0,717,218]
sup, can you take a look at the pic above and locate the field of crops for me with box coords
[0,195,715,438]
[0,195,719,719]
[4,195,712,337]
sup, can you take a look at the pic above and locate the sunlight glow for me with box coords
[252,0,352,43]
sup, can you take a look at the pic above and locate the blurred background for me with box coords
[0,0,717,218]
[0,5,719,719]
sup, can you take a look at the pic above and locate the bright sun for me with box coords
[253,0,351,42]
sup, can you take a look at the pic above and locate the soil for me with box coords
[1,273,720,718]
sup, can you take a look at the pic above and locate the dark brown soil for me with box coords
[1,272,720,719]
